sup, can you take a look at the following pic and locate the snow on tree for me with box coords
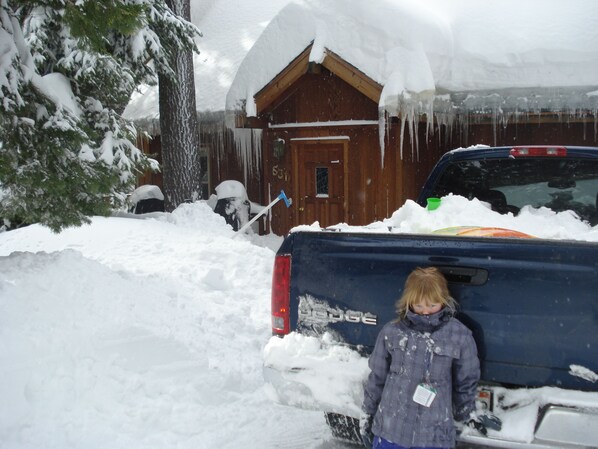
[158,0,201,211]
[0,0,200,231]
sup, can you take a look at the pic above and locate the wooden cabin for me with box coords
[135,48,597,236]
[129,1,598,236]
[232,44,597,235]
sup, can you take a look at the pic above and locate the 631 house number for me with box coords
[272,165,290,181]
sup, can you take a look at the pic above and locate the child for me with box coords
[360,267,481,449]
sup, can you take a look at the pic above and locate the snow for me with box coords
[4,0,598,445]
[32,72,83,118]
[0,202,329,449]
[263,332,370,416]
[215,179,248,200]
[127,1,598,120]
[129,184,165,204]
[570,365,598,383]
[292,194,598,242]
[1,197,598,447]
[226,0,598,118]
[2,7,81,118]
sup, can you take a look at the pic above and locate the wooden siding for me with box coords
[466,120,598,147]
[199,121,263,204]
[255,45,382,116]
[255,46,311,114]
[137,134,163,188]
[320,49,382,104]
[136,121,264,212]
[258,68,459,234]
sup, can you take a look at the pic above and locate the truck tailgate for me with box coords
[288,231,598,391]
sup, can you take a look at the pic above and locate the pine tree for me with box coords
[0,0,199,231]
[158,0,201,211]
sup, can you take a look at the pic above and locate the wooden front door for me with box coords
[292,139,348,227]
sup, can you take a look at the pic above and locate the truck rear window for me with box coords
[431,157,598,225]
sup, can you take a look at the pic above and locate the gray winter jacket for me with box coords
[362,308,480,448]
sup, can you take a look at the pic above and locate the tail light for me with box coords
[271,254,291,335]
[510,146,567,157]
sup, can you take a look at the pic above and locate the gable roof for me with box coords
[226,0,598,120]
[254,44,382,115]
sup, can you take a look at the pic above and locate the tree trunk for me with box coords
[158,0,201,211]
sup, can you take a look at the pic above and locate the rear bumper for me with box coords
[263,334,598,449]
[459,434,595,449]
[459,402,598,449]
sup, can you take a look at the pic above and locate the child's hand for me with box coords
[467,412,502,436]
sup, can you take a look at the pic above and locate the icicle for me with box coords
[425,96,434,144]
[385,111,391,156]
[492,106,498,147]
[232,128,251,185]
[413,108,420,162]
[378,109,386,167]
[407,105,416,161]
[252,128,262,177]
[399,113,407,160]
[232,128,263,186]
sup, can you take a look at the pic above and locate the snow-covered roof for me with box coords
[123,0,292,125]
[226,0,598,118]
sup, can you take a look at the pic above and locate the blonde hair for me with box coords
[395,267,457,320]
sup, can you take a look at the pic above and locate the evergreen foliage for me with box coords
[0,0,200,231]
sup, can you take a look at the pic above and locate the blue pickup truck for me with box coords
[265,146,598,448]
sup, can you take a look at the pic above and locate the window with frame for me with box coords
[315,167,329,198]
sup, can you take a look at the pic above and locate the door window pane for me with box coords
[316,167,329,197]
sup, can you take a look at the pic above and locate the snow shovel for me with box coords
[234,190,292,236]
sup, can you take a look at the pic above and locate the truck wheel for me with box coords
[324,412,361,444]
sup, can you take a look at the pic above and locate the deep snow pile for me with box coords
[0,203,327,449]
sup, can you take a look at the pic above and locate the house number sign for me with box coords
[272,165,290,181]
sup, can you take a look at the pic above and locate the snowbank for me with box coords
[294,194,598,242]
[0,203,330,449]
[263,332,369,416]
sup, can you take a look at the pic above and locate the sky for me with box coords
[1,195,597,448]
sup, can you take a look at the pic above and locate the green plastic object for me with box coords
[427,197,441,211]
